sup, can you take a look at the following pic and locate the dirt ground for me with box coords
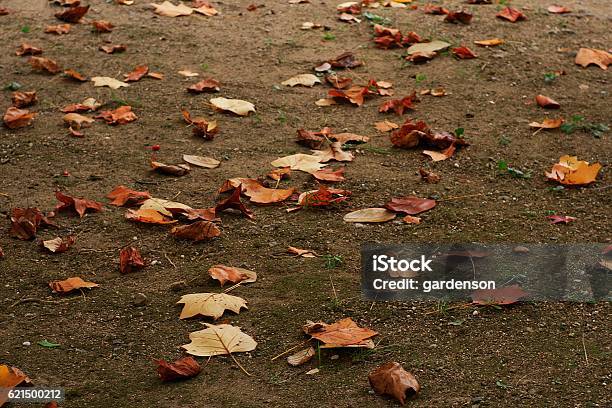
[1,0,611,407]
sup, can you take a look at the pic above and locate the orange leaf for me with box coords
[528,118,564,129]
[3,107,36,129]
[96,105,137,125]
[535,94,560,109]
[208,265,257,286]
[64,69,88,81]
[155,357,201,382]
[215,187,254,219]
[55,5,89,22]
[15,43,42,56]
[304,318,378,347]
[99,44,127,54]
[55,191,103,217]
[452,46,477,59]
[228,178,295,204]
[11,91,37,108]
[545,155,602,185]
[124,65,149,82]
[311,167,345,182]
[385,196,436,215]
[474,38,504,47]
[41,235,75,253]
[45,24,71,34]
[49,276,99,294]
[92,20,114,32]
[29,56,61,74]
[0,365,32,406]
[9,207,55,240]
[170,221,221,241]
[547,5,571,14]
[106,185,151,206]
[496,6,526,22]
[471,284,528,305]
[187,78,221,93]
[125,208,177,224]
[369,362,420,405]
[575,48,611,70]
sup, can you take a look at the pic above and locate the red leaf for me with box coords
[546,215,576,224]
[378,93,418,115]
[106,185,152,206]
[154,357,201,382]
[471,284,528,305]
[496,6,526,22]
[3,107,36,129]
[41,235,75,253]
[119,246,146,274]
[312,167,346,182]
[385,196,436,215]
[55,191,103,218]
[215,187,254,219]
[170,221,221,241]
[9,207,55,240]
[452,46,478,59]
[535,95,560,109]
[444,11,472,24]
[96,106,137,125]
[187,78,221,93]
[29,57,61,74]
[124,65,149,82]
[55,5,89,23]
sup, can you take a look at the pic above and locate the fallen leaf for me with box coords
[45,24,71,34]
[496,6,526,22]
[312,167,345,182]
[223,178,295,204]
[547,215,576,224]
[182,323,257,357]
[151,160,190,176]
[343,208,396,223]
[0,365,32,406]
[325,74,352,89]
[471,284,528,305]
[423,144,456,161]
[548,5,571,14]
[11,91,37,108]
[148,72,164,79]
[326,51,362,69]
[63,113,95,129]
[55,191,103,217]
[423,5,448,14]
[29,56,61,74]
[406,40,450,55]
[171,221,221,241]
[96,106,137,124]
[287,246,318,257]
[107,185,151,206]
[61,97,101,113]
[379,93,418,115]
[315,98,337,106]
[9,207,55,240]
[403,215,421,224]
[193,2,218,16]
[150,1,193,17]
[298,185,350,207]
[271,153,325,173]
[41,235,75,253]
[187,78,221,93]
[49,276,99,294]
[15,43,42,56]
[140,198,192,215]
[182,154,220,168]
[535,95,560,109]
[312,142,354,162]
[64,69,88,81]
[545,155,601,185]
[125,208,176,224]
[474,38,504,47]
[419,168,440,183]
[375,120,399,132]
[99,44,127,54]
[124,65,149,82]
[287,347,316,366]
[369,362,420,405]
[405,51,437,63]
[210,97,255,116]
[208,265,257,286]
[575,48,611,70]
[182,110,218,140]
[178,293,247,319]
[55,5,89,22]
[304,318,378,347]
[178,70,199,77]
[390,119,429,148]
[452,46,478,59]
[119,246,146,273]
[528,118,564,129]
[385,196,436,215]
[92,76,129,89]
[282,74,321,87]
[92,20,114,32]
[444,10,472,24]
[215,187,254,219]
[155,357,201,382]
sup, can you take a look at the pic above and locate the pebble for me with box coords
[22,341,31,346]
[513,246,530,254]
[132,293,148,307]
[330,355,339,360]
[169,281,187,292]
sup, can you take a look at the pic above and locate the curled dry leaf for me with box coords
[375,120,399,132]
[326,51,362,69]
[9,207,55,240]
[547,215,576,224]
[419,168,441,183]
[304,318,377,348]
[215,187,254,219]
[535,95,560,109]
[548,5,571,14]
[311,142,354,163]
[496,6,526,22]
[315,98,336,106]
[208,265,257,286]
[55,191,103,217]
[423,4,448,14]
[545,155,601,185]
[124,65,149,82]
[405,51,437,63]
[150,1,193,17]
[92,76,129,89]
[64,69,88,81]
[63,113,94,129]
[151,160,190,176]
[271,153,325,173]
[403,215,421,224]
[287,246,318,257]
[55,5,89,22]
[183,155,220,168]
[296,127,331,149]
[178,70,199,77]
[471,284,528,305]
[423,144,456,161]
[222,178,295,204]
[171,221,221,241]
[155,357,201,382]
[11,91,37,108]
[177,293,247,320]
[210,97,255,116]
[390,119,429,149]
[148,72,164,79]
[107,185,151,206]
[181,323,257,357]
[119,246,146,273]
[16,43,42,56]
[444,10,472,24]
[474,38,504,47]
[96,106,137,125]
[125,208,176,224]
[45,24,71,34]
[452,46,477,59]
[328,82,377,106]
[325,74,352,89]
[99,44,127,54]
[182,110,218,140]
[379,93,418,115]
[385,196,436,215]
[282,73,321,87]
[369,362,420,405]
[575,48,611,70]
[187,78,221,93]
[193,1,218,16]
[62,98,101,113]
[406,40,450,55]
[312,167,345,182]
[298,185,350,207]
[41,235,75,253]
[29,56,61,74]
[343,208,396,223]
[49,276,98,294]
[92,20,114,32]
[528,118,563,129]
[0,365,32,406]
[287,347,315,366]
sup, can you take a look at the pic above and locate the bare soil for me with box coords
[0,0,610,407]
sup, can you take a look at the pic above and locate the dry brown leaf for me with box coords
[311,142,354,163]
[119,246,146,274]
[124,65,149,82]
[107,185,151,206]
[208,265,257,286]
[177,293,247,319]
[155,357,201,382]
[548,5,571,14]
[11,91,37,108]
[125,208,176,224]
[41,235,75,253]
[271,153,325,173]
[474,38,504,46]
[99,44,126,54]
[45,24,71,34]
[97,106,137,125]
[170,221,221,241]
[369,362,420,405]
[215,187,254,219]
[535,94,560,109]
[91,76,129,89]
[49,276,98,294]
[187,78,220,93]
[55,5,89,22]
[528,118,564,129]
[287,347,315,366]
[224,178,295,204]
[64,69,88,81]
[150,1,193,17]
[3,107,35,129]
[0,365,32,406]
[575,48,611,70]
[15,43,42,56]
[471,284,528,305]
[287,246,318,257]
[311,167,345,182]
[92,20,114,32]
[63,113,94,129]
[304,318,378,347]
[29,56,61,74]
[496,6,526,22]
[55,191,103,217]
[343,208,396,223]
[9,207,55,240]
[385,196,436,215]
[403,215,421,224]
[375,120,399,132]
[419,168,440,183]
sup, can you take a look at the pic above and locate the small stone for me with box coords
[132,293,147,307]
[513,246,530,254]
[22,341,31,346]
[472,310,480,316]
[330,354,339,360]
[169,281,187,292]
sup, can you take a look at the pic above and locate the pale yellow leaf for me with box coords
[181,323,257,357]
[177,293,248,320]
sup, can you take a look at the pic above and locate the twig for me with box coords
[0,192,9,197]
[10,296,81,308]
[230,353,252,376]
[164,252,177,268]
[438,193,485,202]
[329,275,337,301]
[582,334,589,366]
[531,127,544,136]
[271,339,312,361]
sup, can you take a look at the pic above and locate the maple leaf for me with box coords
[545,155,601,185]
[150,1,194,17]
[271,154,325,173]
[124,65,149,82]
[282,74,321,87]
[106,185,151,206]
[177,293,248,319]
[325,74,352,89]
[9,207,55,240]
[208,265,257,286]
[55,191,103,217]
[119,246,146,273]
[298,185,350,207]
[369,362,420,405]
[224,178,295,204]
[182,110,218,140]
[49,277,99,294]
[304,318,378,347]
[379,93,418,115]
[41,235,75,253]
[64,69,88,81]
[444,10,472,24]
[181,323,257,358]
[215,187,254,219]
[125,208,176,224]
[170,221,221,241]
[155,357,201,382]
[575,48,611,70]
[311,142,354,163]
[390,119,429,148]
[312,167,345,182]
